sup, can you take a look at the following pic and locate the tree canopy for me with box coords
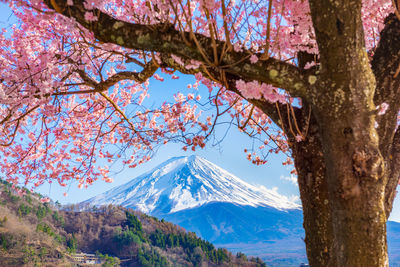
[0,0,389,189]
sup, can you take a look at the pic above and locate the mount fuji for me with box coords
[82,155,300,215]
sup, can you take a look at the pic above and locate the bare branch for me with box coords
[372,14,400,156]
[384,127,400,218]
[98,60,158,88]
[54,60,158,96]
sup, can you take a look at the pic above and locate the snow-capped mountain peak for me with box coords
[82,155,300,214]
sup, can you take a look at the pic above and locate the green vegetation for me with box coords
[23,245,37,264]
[36,222,64,243]
[113,211,148,247]
[0,233,14,251]
[36,222,53,235]
[250,257,267,267]
[114,211,234,265]
[39,247,48,260]
[96,251,121,267]
[137,246,169,267]
[35,204,50,220]
[4,188,20,203]
[25,195,32,204]
[52,211,64,226]
[66,234,77,253]
[126,211,142,232]
[149,229,229,264]
[18,203,32,217]
[0,180,265,266]
[114,228,142,246]
[237,252,248,261]
[0,216,7,226]
[22,245,50,265]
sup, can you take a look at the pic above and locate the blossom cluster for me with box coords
[0,0,394,195]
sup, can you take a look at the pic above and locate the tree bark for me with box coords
[293,103,390,267]
[291,102,391,267]
[311,80,389,266]
[318,120,388,267]
[291,108,336,267]
[308,0,390,264]
[385,129,400,218]
[371,14,400,219]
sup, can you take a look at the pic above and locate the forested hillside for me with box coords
[0,180,265,266]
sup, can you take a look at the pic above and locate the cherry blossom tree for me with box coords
[0,0,399,265]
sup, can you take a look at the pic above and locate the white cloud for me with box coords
[257,184,301,205]
[288,195,301,204]
[280,175,298,185]
[257,185,276,194]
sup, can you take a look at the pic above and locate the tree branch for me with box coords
[157,53,302,132]
[54,60,158,96]
[370,15,400,216]
[98,60,158,88]
[43,0,309,151]
[385,126,400,218]
[43,0,311,99]
[372,14,400,156]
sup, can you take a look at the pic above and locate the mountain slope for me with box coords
[82,155,300,215]
[0,180,266,267]
[162,202,304,244]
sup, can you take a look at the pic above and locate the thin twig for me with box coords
[261,0,273,60]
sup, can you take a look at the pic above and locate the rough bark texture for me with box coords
[308,0,389,265]
[43,0,400,266]
[371,15,400,220]
[291,107,335,267]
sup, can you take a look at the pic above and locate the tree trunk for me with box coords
[305,0,390,264]
[329,190,388,267]
[293,109,389,266]
[323,146,388,266]
[291,102,393,267]
[313,107,389,266]
[291,115,336,267]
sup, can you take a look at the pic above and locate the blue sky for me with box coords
[1,2,400,222]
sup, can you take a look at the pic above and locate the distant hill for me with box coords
[0,179,265,266]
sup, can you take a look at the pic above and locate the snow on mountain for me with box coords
[81,155,300,214]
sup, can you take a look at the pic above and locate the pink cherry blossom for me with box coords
[250,55,259,64]
[0,0,394,192]
[40,197,50,203]
[378,102,389,115]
